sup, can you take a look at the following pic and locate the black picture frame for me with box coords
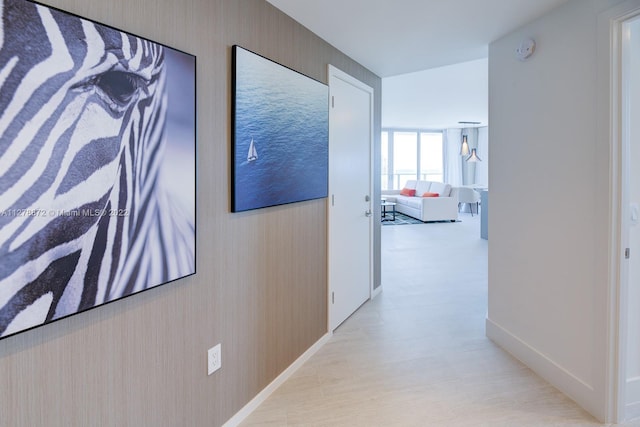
[0,0,196,340]
[231,45,329,212]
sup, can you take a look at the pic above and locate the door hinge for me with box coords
[332,292,335,304]
[625,248,630,259]
[331,96,335,108]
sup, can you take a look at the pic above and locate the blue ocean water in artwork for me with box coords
[233,47,329,212]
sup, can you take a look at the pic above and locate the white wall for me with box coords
[626,14,640,416]
[487,0,626,421]
[382,59,488,129]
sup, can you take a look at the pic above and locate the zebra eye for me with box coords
[94,71,147,108]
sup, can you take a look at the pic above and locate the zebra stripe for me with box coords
[0,0,195,337]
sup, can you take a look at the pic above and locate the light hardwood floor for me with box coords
[241,213,633,426]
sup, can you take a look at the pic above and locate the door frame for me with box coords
[327,64,375,332]
[603,1,640,423]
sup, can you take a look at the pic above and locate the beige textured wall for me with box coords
[0,1,381,426]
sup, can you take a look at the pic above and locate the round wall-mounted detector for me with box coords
[515,38,536,61]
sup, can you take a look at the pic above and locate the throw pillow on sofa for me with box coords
[400,188,416,197]
[429,181,452,197]
[422,192,439,197]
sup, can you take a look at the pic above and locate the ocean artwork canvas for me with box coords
[232,45,329,212]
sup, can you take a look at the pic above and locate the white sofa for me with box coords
[382,180,459,222]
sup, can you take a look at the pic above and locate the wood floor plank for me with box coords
[240,213,611,426]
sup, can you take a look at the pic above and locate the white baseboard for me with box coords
[222,332,332,427]
[625,377,640,420]
[486,317,601,421]
[371,285,383,299]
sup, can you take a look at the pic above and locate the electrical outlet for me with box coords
[208,343,221,375]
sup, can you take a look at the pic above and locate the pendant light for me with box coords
[460,135,470,156]
[467,148,481,162]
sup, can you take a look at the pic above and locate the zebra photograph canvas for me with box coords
[0,0,196,339]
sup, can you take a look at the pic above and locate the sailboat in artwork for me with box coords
[247,138,258,162]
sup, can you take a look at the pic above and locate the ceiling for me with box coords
[382,58,488,129]
[265,0,570,78]
[265,0,571,129]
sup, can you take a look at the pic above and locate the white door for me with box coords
[328,65,373,331]
[621,14,640,422]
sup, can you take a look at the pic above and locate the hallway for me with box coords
[241,213,605,426]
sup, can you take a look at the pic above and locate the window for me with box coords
[381,129,444,190]
[393,132,417,189]
[420,132,443,182]
[381,131,389,190]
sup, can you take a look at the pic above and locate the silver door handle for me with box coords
[365,210,372,217]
